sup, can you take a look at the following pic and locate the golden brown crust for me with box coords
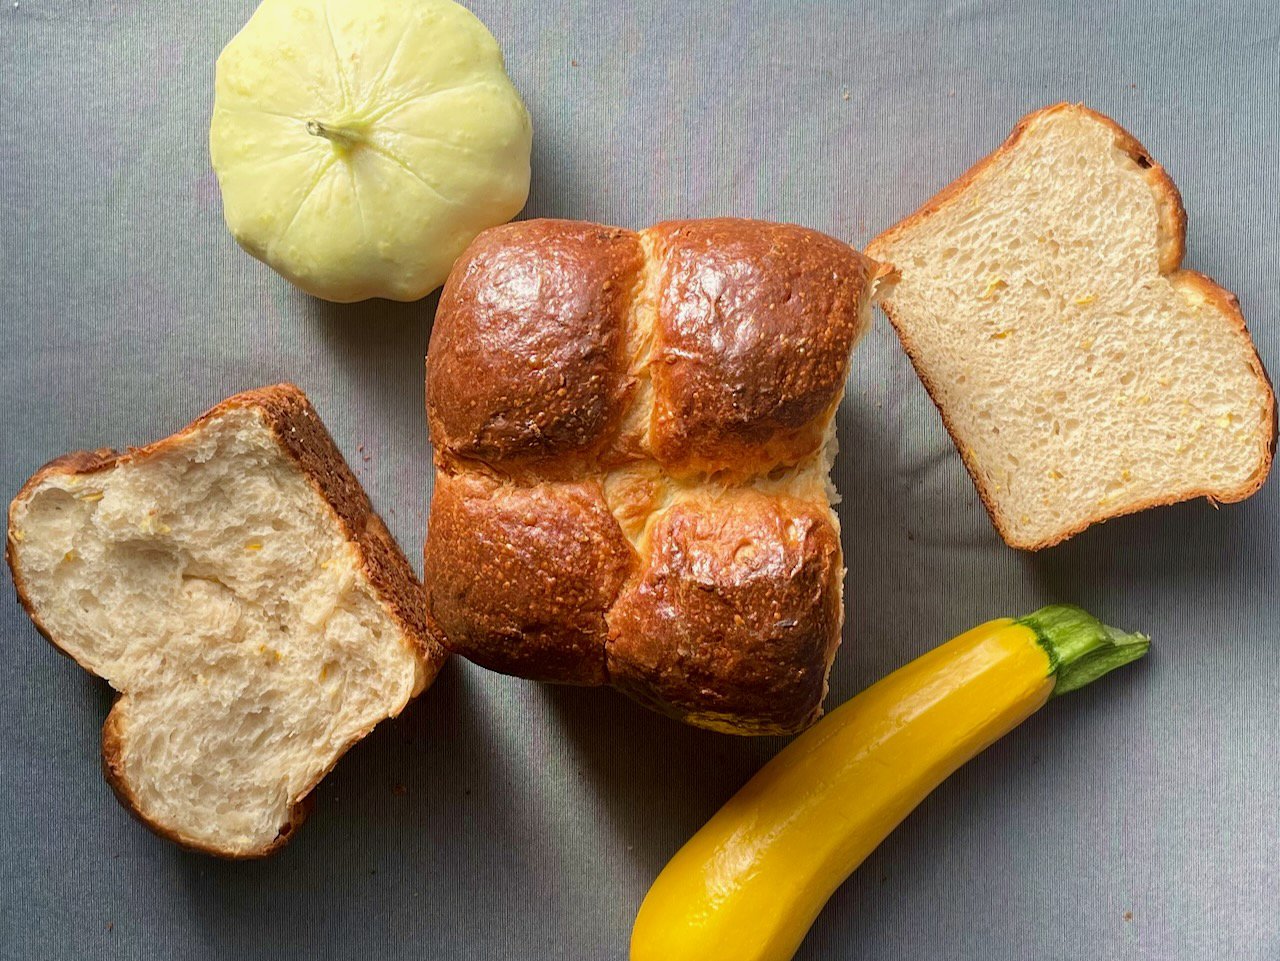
[868,103,1276,550]
[6,384,441,856]
[426,220,643,468]
[423,472,635,685]
[424,218,884,732]
[605,492,843,735]
[645,219,874,475]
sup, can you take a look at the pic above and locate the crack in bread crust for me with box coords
[425,218,888,734]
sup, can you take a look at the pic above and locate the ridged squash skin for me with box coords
[211,0,532,303]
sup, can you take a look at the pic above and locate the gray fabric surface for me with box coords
[2,1,1278,958]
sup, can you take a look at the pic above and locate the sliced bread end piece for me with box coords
[6,384,446,857]
[867,102,1275,549]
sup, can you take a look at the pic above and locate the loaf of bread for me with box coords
[425,218,892,734]
[867,103,1275,549]
[6,385,446,857]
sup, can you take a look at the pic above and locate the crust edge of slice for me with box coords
[867,102,1277,550]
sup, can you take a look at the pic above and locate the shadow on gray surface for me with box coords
[307,290,440,335]
[826,380,916,702]
[302,291,442,562]
[307,290,439,427]
[523,111,576,222]
[1029,491,1275,616]
[540,682,781,879]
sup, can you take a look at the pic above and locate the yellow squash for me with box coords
[631,605,1149,961]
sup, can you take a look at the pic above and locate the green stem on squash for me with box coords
[1018,604,1151,696]
[306,120,365,150]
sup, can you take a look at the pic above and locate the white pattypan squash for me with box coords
[211,0,532,303]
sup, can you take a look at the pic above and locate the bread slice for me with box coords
[6,385,445,857]
[867,103,1275,549]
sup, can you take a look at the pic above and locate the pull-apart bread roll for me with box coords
[868,103,1275,549]
[425,219,893,734]
[6,385,445,856]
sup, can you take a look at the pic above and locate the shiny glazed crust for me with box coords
[647,220,875,475]
[427,220,644,468]
[424,472,634,685]
[425,218,886,734]
[606,492,843,734]
[6,384,446,857]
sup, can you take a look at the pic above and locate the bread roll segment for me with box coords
[606,490,844,735]
[425,218,891,734]
[425,472,634,686]
[646,220,876,477]
[427,220,643,469]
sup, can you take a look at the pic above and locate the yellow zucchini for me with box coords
[630,605,1149,961]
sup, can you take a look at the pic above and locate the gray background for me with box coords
[2,1,1277,958]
